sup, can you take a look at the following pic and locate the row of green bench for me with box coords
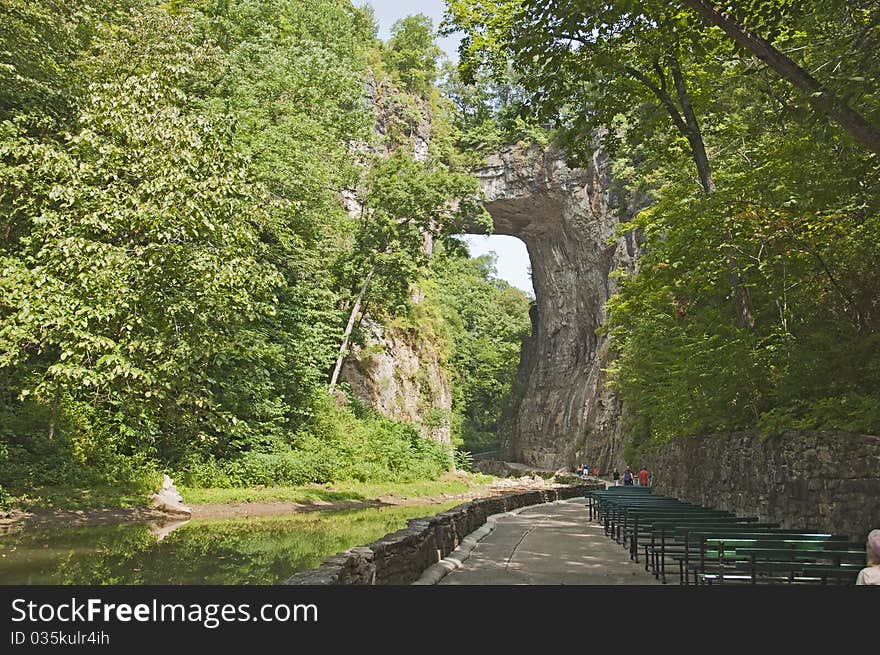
[586,486,864,585]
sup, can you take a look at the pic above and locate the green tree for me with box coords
[445,0,880,444]
[679,0,880,154]
[1,7,282,471]
[424,246,532,451]
[329,148,488,392]
[382,14,443,96]
[0,0,535,500]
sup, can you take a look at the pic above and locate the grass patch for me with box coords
[179,472,496,506]
[3,472,498,512]
[6,483,156,512]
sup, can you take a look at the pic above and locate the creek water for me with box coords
[0,502,456,585]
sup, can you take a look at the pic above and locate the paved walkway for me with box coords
[438,498,661,585]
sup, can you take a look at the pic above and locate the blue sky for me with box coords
[364,1,535,296]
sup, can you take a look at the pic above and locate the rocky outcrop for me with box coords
[649,430,880,541]
[150,474,191,517]
[337,75,452,442]
[340,320,452,443]
[341,99,643,459]
[476,144,643,470]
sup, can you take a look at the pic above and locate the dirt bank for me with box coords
[0,475,576,535]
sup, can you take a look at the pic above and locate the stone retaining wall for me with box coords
[285,484,602,585]
[651,430,880,540]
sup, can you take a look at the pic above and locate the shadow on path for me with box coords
[439,498,662,585]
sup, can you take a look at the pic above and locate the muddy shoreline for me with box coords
[0,478,572,535]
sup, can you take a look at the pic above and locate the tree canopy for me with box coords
[446,0,880,444]
[0,1,518,503]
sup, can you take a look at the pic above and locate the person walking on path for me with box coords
[623,465,634,486]
[857,529,880,585]
[612,468,620,486]
[638,466,650,487]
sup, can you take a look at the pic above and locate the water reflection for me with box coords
[148,518,191,542]
[0,503,456,585]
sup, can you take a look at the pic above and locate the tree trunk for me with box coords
[625,60,715,192]
[328,265,376,394]
[669,56,715,194]
[680,0,880,155]
[634,54,755,328]
[47,386,61,440]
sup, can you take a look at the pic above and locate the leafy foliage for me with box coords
[0,1,504,500]
[175,395,452,487]
[423,244,532,452]
[446,0,880,444]
[381,14,443,96]
[439,61,550,160]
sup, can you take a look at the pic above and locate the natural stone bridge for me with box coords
[473,145,644,470]
[340,142,645,472]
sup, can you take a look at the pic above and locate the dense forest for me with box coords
[0,0,531,506]
[446,0,880,458]
[3,0,879,508]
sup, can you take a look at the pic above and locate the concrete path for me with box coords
[438,498,662,585]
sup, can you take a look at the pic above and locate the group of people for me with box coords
[575,462,651,487]
[575,463,598,479]
[612,464,650,487]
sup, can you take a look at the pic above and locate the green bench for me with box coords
[640,521,785,580]
[654,527,838,583]
[680,533,850,584]
[592,495,719,541]
[698,559,862,585]
[611,506,735,545]
[586,486,653,521]
[684,536,860,585]
[586,488,865,586]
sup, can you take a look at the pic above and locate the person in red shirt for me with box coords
[638,466,650,486]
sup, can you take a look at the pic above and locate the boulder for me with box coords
[150,474,192,516]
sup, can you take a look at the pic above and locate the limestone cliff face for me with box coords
[340,78,640,459]
[337,75,452,444]
[340,321,452,443]
[478,144,643,470]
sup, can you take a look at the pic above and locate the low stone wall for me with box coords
[285,484,601,585]
[651,430,880,540]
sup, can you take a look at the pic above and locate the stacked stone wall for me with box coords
[285,483,602,585]
[650,430,880,540]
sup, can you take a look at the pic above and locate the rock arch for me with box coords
[475,144,644,470]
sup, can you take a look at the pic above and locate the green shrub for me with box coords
[758,394,880,438]
[453,447,474,472]
[174,395,452,488]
